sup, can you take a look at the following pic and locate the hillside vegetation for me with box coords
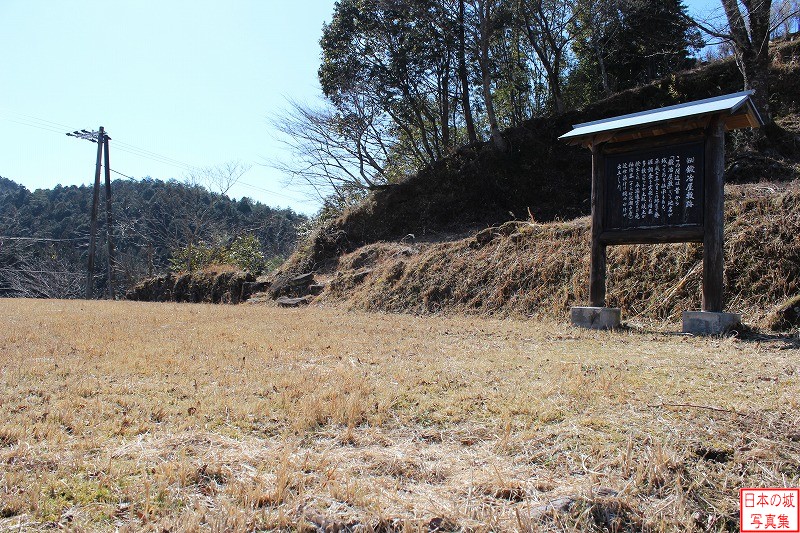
[323,182,800,329]
[276,40,800,330]
[0,177,304,298]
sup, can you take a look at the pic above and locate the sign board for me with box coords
[605,141,705,232]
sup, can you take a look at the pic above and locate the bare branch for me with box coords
[268,97,393,200]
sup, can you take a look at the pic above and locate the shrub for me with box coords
[169,234,268,274]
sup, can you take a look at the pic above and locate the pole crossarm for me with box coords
[66,129,111,143]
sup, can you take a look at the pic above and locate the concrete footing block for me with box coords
[682,311,741,335]
[571,307,621,330]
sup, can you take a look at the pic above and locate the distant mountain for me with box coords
[0,176,305,298]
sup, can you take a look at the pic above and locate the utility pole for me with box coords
[67,127,113,299]
[103,133,115,299]
[86,128,103,299]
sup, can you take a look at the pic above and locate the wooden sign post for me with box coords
[559,92,763,334]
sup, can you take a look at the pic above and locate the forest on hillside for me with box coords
[276,0,799,204]
[0,176,305,299]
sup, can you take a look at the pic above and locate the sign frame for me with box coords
[586,119,727,312]
[559,91,763,329]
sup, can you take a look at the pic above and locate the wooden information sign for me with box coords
[559,92,763,332]
[604,140,704,232]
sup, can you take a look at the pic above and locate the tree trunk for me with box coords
[550,45,565,113]
[738,47,772,121]
[481,64,505,149]
[522,20,565,113]
[439,62,451,150]
[478,0,509,152]
[458,0,478,144]
[594,39,612,97]
[720,0,773,121]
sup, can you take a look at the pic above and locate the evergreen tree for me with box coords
[568,0,702,105]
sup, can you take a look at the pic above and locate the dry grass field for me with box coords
[0,298,798,532]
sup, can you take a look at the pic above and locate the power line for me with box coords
[110,144,195,170]
[0,111,73,130]
[2,110,316,205]
[0,111,198,170]
[112,139,200,169]
[0,116,68,136]
[110,140,195,167]
[0,236,89,242]
[237,180,317,204]
[102,166,135,180]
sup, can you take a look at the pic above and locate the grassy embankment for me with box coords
[1,299,798,531]
[321,182,800,329]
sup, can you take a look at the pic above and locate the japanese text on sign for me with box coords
[605,141,704,230]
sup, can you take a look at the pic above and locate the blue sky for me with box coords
[0,0,722,215]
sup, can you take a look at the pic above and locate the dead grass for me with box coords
[0,298,798,531]
[322,182,800,330]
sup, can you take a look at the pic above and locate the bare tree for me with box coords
[791,0,799,34]
[458,0,479,143]
[772,0,800,37]
[690,0,799,121]
[124,161,250,273]
[517,0,576,113]
[572,0,620,97]
[0,240,84,299]
[186,160,248,199]
[467,0,510,151]
[176,161,251,269]
[269,97,394,201]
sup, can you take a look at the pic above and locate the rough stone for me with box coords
[276,296,310,307]
[768,294,800,331]
[289,272,314,286]
[571,307,621,330]
[351,268,373,284]
[242,280,270,295]
[351,248,380,269]
[682,311,741,335]
[308,283,325,296]
[269,272,316,298]
[126,270,256,304]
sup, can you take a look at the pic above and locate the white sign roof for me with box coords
[559,91,763,144]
